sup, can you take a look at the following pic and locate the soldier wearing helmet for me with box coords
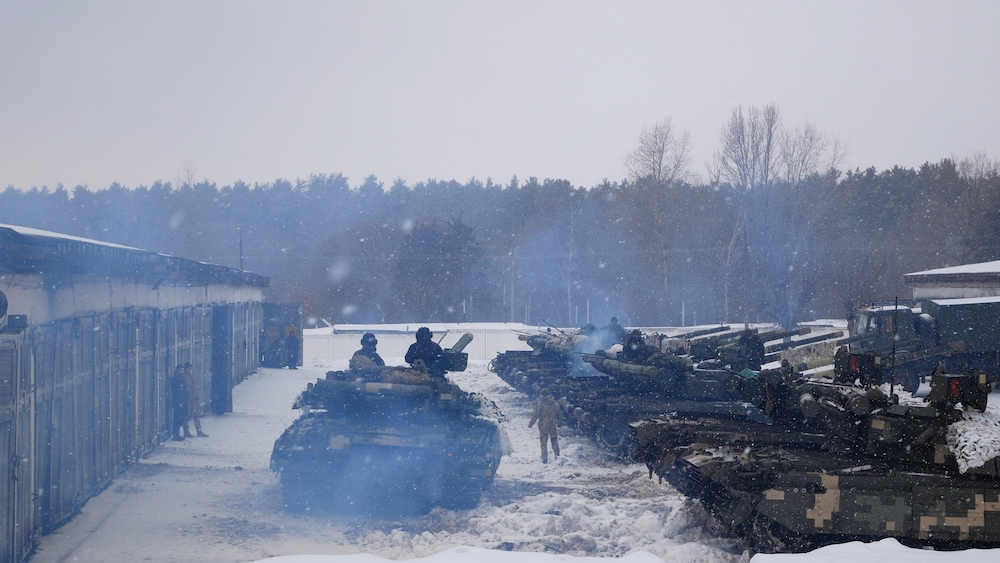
[619,329,653,364]
[351,332,385,369]
[528,388,563,464]
[405,327,445,377]
[737,329,765,371]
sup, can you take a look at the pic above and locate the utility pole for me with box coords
[238,226,244,271]
[567,211,573,326]
[510,252,515,323]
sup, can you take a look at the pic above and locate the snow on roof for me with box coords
[905,260,1000,277]
[0,222,269,287]
[930,295,1000,306]
[0,222,143,251]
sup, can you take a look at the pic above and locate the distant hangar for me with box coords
[905,260,1000,300]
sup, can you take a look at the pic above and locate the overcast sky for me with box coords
[2,1,998,190]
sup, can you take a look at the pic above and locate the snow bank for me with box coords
[752,537,996,563]
[249,545,669,563]
[249,537,1000,563]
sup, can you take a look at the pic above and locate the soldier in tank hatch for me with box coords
[405,327,445,377]
[350,332,385,371]
[354,332,385,365]
[605,316,628,345]
[619,329,654,363]
[737,329,765,371]
[528,388,564,464]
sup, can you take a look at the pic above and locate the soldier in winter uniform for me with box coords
[619,329,653,363]
[182,362,208,438]
[169,365,189,441]
[351,332,385,368]
[405,327,445,377]
[528,388,563,463]
[284,330,300,370]
[737,329,765,371]
[604,317,628,344]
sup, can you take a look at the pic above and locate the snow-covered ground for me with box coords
[29,358,1000,563]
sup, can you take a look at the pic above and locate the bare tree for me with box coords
[959,152,1000,183]
[779,123,848,184]
[175,158,197,189]
[623,118,692,184]
[711,104,782,190]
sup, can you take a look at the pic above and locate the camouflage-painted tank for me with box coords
[662,367,1000,552]
[555,325,783,457]
[270,334,505,515]
[489,328,609,394]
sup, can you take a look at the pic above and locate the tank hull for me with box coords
[668,447,1000,552]
[271,411,501,514]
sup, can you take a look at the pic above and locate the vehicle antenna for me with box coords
[889,296,899,400]
[540,319,568,335]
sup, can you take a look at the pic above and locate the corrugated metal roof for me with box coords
[905,260,1000,277]
[0,223,268,288]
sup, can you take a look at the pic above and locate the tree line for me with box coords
[4,107,999,328]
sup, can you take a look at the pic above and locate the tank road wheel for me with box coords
[597,425,630,454]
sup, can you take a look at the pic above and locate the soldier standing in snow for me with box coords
[284,330,300,369]
[182,362,208,438]
[169,365,189,442]
[528,388,563,464]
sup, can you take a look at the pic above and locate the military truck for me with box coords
[846,297,1000,392]
[270,334,506,514]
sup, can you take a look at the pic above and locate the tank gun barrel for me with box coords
[581,354,660,378]
[449,332,474,354]
[670,325,730,339]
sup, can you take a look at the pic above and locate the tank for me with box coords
[661,368,1000,552]
[270,334,506,515]
[489,328,607,393]
[575,354,776,455]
